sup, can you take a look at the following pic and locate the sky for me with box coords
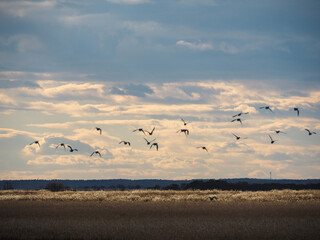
[0,0,319,180]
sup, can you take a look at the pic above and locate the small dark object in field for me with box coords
[208,196,218,201]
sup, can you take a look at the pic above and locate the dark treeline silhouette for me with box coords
[180,180,320,191]
[2,179,320,191]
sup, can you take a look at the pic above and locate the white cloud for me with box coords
[176,40,213,51]
[0,1,56,18]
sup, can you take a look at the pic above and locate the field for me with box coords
[0,190,320,240]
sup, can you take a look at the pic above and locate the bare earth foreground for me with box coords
[0,190,320,240]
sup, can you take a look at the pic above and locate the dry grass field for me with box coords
[0,189,320,240]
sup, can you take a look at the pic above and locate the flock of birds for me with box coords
[28,106,317,158]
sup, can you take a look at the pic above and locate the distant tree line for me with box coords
[3,179,320,191]
[164,180,320,191]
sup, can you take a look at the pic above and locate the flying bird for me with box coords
[197,146,208,152]
[232,112,249,118]
[90,151,102,157]
[67,145,78,152]
[273,130,286,134]
[150,142,159,151]
[95,127,102,135]
[133,128,145,135]
[177,129,189,136]
[259,106,273,113]
[181,118,190,126]
[268,135,277,144]
[232,133,247,140]
[145,127,155,135]
[231,118,242,125]
[29,140,40,148]
[305,129,316,135]
[56,143,66,150]
[119,141,131,146]
[144,138,156,145]
[293,107,299,116]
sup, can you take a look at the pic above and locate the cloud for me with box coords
[0,35,44,53]
[0,93,17,106]
[110,83,154,97]
[176,40,213,51]
[0,80,39,89]
[0,1,56,18]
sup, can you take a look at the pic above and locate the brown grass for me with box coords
[0,190,319,240]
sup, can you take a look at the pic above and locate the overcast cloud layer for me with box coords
[0,0,319,180]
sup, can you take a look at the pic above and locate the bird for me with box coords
[67,145,78,152]
[29,140,40,148]
[268,135,277,144]
[231,118,242,125]
[181,118,190,126]
[259,106,273,113]
[144,138,156,145]
[90,151,101,157]
[208,196,218,201]
[197,146,208,152]
[56,143,66,150]
[145,127,155,135]
[177,129,189,136]
[273,130,286,134]
[293,107,299,116]
[232,112,249,118]
[119,141,131,146]
[305,129,316,135]
[133,128,145,135]
[150,142,158,151]
[232,133,247,140]
[95,127,102,135]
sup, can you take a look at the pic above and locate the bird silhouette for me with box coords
[119,141,131,146]
[145,127,155,135]
[232,112,249,118]
[56,143,66,150]
[260,106,273,113]
[197,146,208,152]
[273,130,286,134]
[150,142,159,151]
[268,135,277,144]
[95,127,102,135]
[231,118,242,125]
[133,128,145,135]
[29,140,40,148]
[181,118,190,126]
[67,145,78,152]
[144,138,156,145]
[208,196,218,201]
[177,129,189,136]
[305,129,316,135]
[293,107,299,116]
[232,133,247,140]
[90,151,101,157]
